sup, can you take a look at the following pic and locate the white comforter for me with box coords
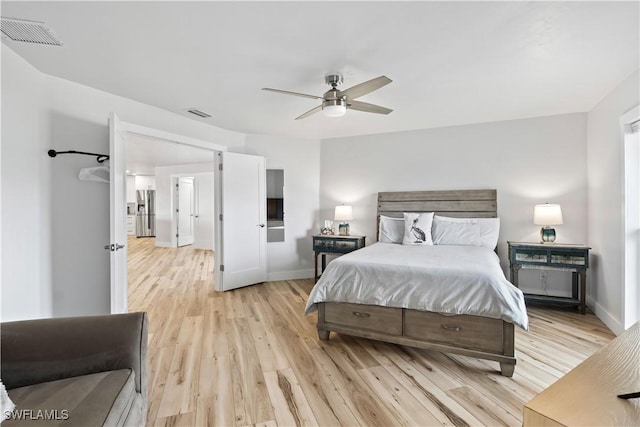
[305,243,529,330]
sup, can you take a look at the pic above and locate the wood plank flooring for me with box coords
[127,237,615,427]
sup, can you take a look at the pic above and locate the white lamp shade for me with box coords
[533,204,563,226]
[334,205,353,221]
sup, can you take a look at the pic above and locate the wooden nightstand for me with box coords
[508,241,591,314]
[313,234,366,283]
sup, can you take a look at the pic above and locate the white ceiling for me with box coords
[2,1,638,140]
[125,133,214,175]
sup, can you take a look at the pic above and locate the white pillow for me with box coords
[378,215,404,244]
[432,215,500,249]
[402,212,434,245]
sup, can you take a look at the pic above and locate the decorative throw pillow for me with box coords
[402,212,434,245]
[432,215,500,249]
[378,215,404,243]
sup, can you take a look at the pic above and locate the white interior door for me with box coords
[194,173,214,250]
[177,177,195,247]
[109,112,128,313]
[216,152,267,291]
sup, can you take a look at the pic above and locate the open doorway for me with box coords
[126,134,216,248]
[110,115,268,312]
[123,132,217,311]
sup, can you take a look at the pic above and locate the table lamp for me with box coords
[534,203,563,243]
[335,205,353,236]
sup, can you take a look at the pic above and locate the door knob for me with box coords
[115,244,126,251]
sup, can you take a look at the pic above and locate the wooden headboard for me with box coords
[377,189,497,239]
[377,189,497,218]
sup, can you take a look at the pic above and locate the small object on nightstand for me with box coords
[508,241,590,314]
[313,234,365,283]
[321,219,335,235]
[533,203,563,243]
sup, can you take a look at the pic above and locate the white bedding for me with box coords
[305,242,529,330]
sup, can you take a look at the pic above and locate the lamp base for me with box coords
[540,226,556,243]
[338,222,350,236]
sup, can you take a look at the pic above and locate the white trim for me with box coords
[155,240,173,248]
[267,269,314,282]
[620,105,640,132]
[587,295,624,336]
[121,121,228,152]
[620,105,640,329]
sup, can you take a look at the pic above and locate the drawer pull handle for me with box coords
[441,324,461,332]
[352,311,371,318]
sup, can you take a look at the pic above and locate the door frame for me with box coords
[113,119,226,312]
[620,105,640,329]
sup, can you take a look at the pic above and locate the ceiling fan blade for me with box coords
[295,105,322,120]
[347,100,393,115]
[262,87,323,100]
[341,75,392,99]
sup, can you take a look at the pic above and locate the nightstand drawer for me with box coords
[514,249,549,265]
[312,235,365,254]
[509,244,589,268]
[550,253,587,267]
[324,303,402,335]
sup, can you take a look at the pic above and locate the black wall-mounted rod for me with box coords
[47,149,109,163]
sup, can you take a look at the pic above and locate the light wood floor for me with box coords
[128,236,615,427]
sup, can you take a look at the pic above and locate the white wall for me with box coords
[587,70,640,335]
[1,46,53,321]
[1,44,245,321]
[244,134,321,280]
[320,113,588,295]
[155,162,216,248]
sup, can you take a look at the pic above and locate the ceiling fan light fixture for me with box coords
[264,74,391,120]
[322,99,347,117]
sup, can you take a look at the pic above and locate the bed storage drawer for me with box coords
[403,311,504,353]
[323,303,402,335]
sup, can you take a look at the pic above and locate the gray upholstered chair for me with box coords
[1,312,148,427]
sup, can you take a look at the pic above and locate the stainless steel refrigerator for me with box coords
[136,190,156,237]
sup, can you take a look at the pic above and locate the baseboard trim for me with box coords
[587,295,624,336]
[155,240,173,248]
[267,269,314,282]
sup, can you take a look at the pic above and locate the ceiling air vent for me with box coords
[186,108,213,119]
[1,17,63,46]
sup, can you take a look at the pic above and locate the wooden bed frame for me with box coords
[316,189,517,377]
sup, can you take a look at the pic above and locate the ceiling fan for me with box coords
[262,74,393,120]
